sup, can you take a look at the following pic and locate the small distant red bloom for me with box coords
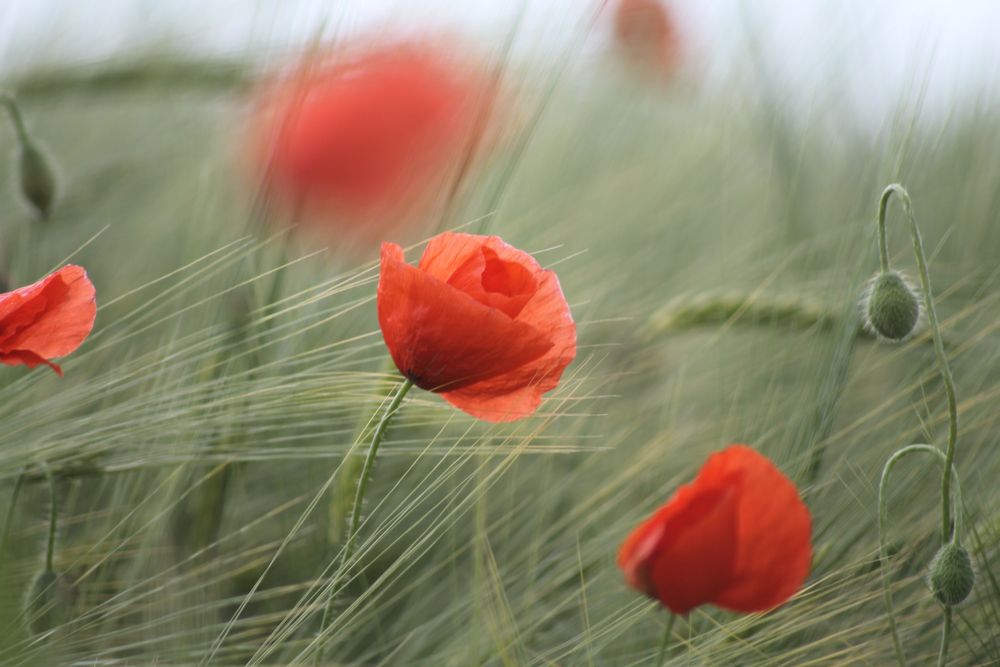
[377,232,576,422]
[255,40,499,238]
[618,445,812,615]
[613,0,682,79]
[0,265,97,376]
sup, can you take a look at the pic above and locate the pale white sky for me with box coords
[1,1,998,124]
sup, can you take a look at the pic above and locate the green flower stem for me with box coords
[937,607,952,667]
[877,444,963,667]
[316,377,414,664]
[328,361,399,544]
[655,614,677,667]
[339,377,413,568]
[43,465,57,572]
[877,184,959,544]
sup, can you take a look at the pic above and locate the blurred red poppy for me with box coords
[618,445,812,615]
[0,265,96,376]
[254,39,500,243]
[378,232,576,422]
[613,0,682,80]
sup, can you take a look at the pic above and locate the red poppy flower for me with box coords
[618,445,812,615]
[613,0,682,80]
[377,232,576,422]
[254,39,500,241]
[0,265,97,376]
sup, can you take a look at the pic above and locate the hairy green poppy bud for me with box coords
[17,140,58,219]
[24,569,73,635]
[861,271,921,342]
[928,543,974,606]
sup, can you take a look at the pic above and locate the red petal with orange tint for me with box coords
[378,243,553,392]
[617,445,812,615]
[618,478,738,614]
[256,40,500,244]
[706,445,813,613]
[377,233,576,422]
[444,246,537,319]
[0,350,63,376]
[413,233,576,421]
[0,265,97,375]
[439,269,575,421]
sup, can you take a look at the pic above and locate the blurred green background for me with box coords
[1,2,1000,665]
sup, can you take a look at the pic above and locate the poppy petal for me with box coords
[645,484,739,614]
[378,243,553,392]
[445,246,537,319]
[707,445,813,613]
[418,232,494,282]
[0,350,63,376]
[618,477,739,614]
[617,445,812,615]
[0,266,96,372]
[613,0,682,79]
[257,40,500,245]
[437,270,576,421]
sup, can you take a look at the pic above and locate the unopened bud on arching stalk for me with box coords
[0,90,59,219]
[861,270,922,342]
[17,141,58,219]
[928,542,975,607]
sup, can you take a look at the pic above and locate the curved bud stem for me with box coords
[878,444,964,667]
[876,184,959,544]
[0,90,31,145]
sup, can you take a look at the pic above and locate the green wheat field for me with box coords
[1,15,1000,667]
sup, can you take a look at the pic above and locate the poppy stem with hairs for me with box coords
[328,360,398,544]
[316,376,414,663]
[654,614,677,667]
[877,184,959,545]
[877,444,963,667]
[874,185,963,667]
[937,607,952,667]
[43,464,58,572]
[339,376,414,571]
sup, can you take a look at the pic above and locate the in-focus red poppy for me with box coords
[613,0,682,80]
[0,265,96,376]
[253,38,501,244]
[377,232,576,422]
[618,445,812,615]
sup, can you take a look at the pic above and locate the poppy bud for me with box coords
[928,542,974,606]
[17,140,58,219]
[1,92,59,219]
[24,569,73,635]
[861,271,921,342]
